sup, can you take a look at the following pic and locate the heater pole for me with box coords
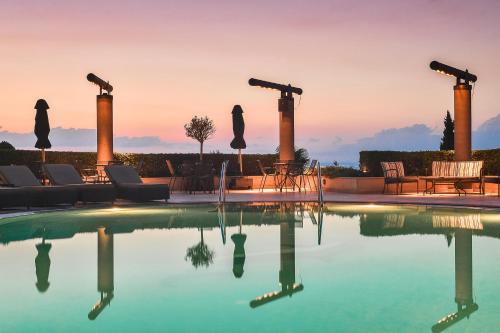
[278,92,295,162]
[454,83,472,161]
[454,230,473,306]
[96,94,114,167]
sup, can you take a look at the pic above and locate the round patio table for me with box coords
[273,162,303,192]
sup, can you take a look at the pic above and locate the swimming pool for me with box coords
[1,203,500,332]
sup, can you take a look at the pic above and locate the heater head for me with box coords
[430,61,477,83]
[249,78,303,95]
[87,73,113,93]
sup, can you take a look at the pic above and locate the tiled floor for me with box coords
[169,189,500,209]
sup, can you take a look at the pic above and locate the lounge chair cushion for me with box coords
[0,165,78,206]
[44,164,84,185]
[115,183,170,202]
[44,164,115,203]
[0,165,42,187]
[67,184,116,203]
[24,186,78,207]
[105,165,143,184]
[0,187,30,208]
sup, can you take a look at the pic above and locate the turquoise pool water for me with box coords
[1,203,500,333]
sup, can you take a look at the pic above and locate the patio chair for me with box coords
[0,165,78,207]
[257,160,277,192]
[166,160,181,191]
[301,159,318,191]
[43,164,116,203]
[104,165,169,202]
[180,161,195,193]
[380,161,419,195]
[193,162,215,194]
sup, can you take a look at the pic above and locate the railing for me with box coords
[218,160,229,204]
[317,161,323,206]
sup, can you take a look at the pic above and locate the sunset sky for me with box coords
[1,0,499,162]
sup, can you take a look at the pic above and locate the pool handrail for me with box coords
[218,160,229,204]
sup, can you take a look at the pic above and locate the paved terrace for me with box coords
[169,190,500,209]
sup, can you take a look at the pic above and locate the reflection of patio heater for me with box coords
[250,211,303,308]
[87,73,114,168]
[432,230,478,332]
[248,78,303,162]
[429,61,477,161]
[88,228,114,320]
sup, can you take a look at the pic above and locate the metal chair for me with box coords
[180,162,195,193]
[257,160,277,192]
[166,160,180,191]
[301,159,318,192]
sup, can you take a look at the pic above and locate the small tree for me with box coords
[185,229,215,269]
[184,116,216,161]
[440,110,454,151]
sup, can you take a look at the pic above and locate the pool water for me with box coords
[1,203,500,333]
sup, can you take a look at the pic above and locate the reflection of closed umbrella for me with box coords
[230,105,246,174]
[34,99,51,162]
[231,234,246,278]
[35,241,51,293]
[231,208,246,278]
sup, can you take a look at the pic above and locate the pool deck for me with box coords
[169,190,500,209]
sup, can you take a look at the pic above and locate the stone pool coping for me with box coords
[1,191,500,220]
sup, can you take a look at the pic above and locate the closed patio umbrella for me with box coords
[34,99,51,162]
[230,105,246,174]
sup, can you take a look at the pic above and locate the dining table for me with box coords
[273,161,303,192]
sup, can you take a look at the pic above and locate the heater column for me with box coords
[454,83,472,161]
[97,228,114,294]
[96,94,114,166]
[455,230,473,306]
[278,93,295,162]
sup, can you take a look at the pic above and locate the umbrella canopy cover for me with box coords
[34,99,51,149]
[230,105,246,149]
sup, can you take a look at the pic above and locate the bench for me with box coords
[421,161,483,196]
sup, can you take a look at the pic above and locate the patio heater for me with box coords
[88,228,114,320]
[87,73,114,167]
[431,229,478,332]
[249,78,303,162]
[250,204,303,308]
[429,61,477,161]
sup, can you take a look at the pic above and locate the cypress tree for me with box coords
[440,110,454,150]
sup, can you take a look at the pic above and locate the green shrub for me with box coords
[322,166,363,177]
[0,150,277,177]
[359,149,500,176]
[0,141,15,151]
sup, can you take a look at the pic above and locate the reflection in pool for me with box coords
[1,203,500,332]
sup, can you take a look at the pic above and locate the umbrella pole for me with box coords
[238,149,243,175]
[42,148,46,163]
[239,209,243,234]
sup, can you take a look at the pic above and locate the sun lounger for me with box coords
[43,164,116,203]
[0,165,78,207]
[104,165,170,202]
[0,187,30,209]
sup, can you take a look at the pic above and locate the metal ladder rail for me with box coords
[218,160,229,204]
[317,161,324,206]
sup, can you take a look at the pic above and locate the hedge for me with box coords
[0,150,277,177]
[359,149,500,177]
